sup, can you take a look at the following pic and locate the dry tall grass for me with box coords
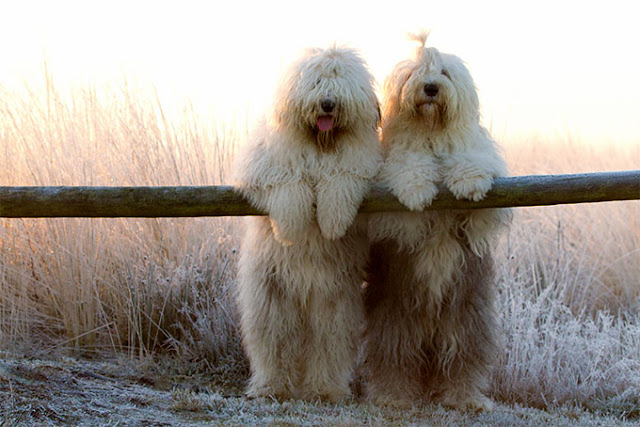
[0,74,638,415]
[493,137,639,415]
[0,74,244,372]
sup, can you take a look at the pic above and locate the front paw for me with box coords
[316,176,367,240]
[394,180,438,211]
[317,204,358,240]
[445,173,492,202]
[266,182,314,245]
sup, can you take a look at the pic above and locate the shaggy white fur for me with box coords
[234,46,381,402]
[363,32,510,412]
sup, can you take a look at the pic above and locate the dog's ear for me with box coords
[443,54,480,124]
[382,61,413,118]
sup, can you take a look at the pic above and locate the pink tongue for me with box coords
[317,116,334,131]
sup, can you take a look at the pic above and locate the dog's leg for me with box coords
[363,308,426,408]
[431,249,498,412]
[362,241,428,407]
[236,247,305,400]
[301,283,363,402]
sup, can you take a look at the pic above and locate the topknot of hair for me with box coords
[407,30,430,47]
[407,30,431,61]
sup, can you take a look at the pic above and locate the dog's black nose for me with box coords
[321,97,336,113]
[424,83,439,97]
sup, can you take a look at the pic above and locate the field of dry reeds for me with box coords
[0,75,638,424]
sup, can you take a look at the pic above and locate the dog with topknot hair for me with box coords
[362,32,510,411]
[234,46,381,402]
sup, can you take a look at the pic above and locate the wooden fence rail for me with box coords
[0,170,638,218]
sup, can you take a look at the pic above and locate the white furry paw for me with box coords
[246,384,295,401]
[394,180,438,211]
[316,176,367,240]
[301,386,351,403]
[439,391,494,413]
[372,394,415,409]
[446,173,493,202]
[317,205,358,240]
[266,182,315,245]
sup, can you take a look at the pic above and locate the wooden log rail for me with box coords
[0,171,638,218]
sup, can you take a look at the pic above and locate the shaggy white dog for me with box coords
[363,33,510,411]
[234,46,381,402]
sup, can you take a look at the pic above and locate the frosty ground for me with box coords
[1,353,636,426]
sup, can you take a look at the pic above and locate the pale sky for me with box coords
[2,0,640,145]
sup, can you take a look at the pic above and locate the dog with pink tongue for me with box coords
[233,45,382,402]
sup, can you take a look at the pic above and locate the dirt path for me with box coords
[0,354,634,426]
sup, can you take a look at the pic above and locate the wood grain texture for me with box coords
[1,171,638,218]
